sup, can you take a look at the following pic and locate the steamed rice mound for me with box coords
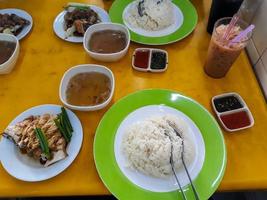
[122,115,195,178]
[126,0,174,31]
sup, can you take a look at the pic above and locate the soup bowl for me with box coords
[59,64,115,111]
[0,33,20,74]
[83,23,130,62]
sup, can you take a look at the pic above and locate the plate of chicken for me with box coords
[53,2,110,43]
[0,9,33,40]
[0,104,83,182]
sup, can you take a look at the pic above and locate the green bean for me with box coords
[61,107,73,132]
[59,114,71,139]
[34,128,51,159]
[61,114,72,138]
[54,119,70,143]
[53,107,73,143]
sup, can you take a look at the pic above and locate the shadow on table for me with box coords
[2,191,267,200]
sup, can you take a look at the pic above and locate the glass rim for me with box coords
[213,17,253,43]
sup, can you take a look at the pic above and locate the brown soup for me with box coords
[88,30,127,54]
[66,72,111,106]
[0,40,16,64]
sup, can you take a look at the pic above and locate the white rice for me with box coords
[122,115,195,178]
[125,0,174,31]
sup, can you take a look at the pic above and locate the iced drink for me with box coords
[204,17,251,78]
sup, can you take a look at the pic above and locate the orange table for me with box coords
[0,0,267,197]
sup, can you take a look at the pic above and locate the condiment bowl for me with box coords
[132,48,168,73]
[83,22,130,62]
[59,64,115,111]
[211,92,254,132]
[0,33,20,74]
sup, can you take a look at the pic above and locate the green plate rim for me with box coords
[109,0,198,45]
[94,89,227,200]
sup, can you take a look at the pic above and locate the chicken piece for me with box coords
[64,7,101,36]
[74,20,84,34]
[0,13,30,35]
[3,113,68,167]
[44,150,67,167]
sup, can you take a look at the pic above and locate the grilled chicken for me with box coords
[0,13,30,36]
[64,7,101,36]
[3,114,68,167]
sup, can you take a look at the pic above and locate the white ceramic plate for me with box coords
[53,5,111,43]
[114,105,205,192]
[122,2,183,38]
[0,8,33,40]
[0,104,83,182]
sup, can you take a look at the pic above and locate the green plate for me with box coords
[94,89,226,200]
[109,0,198,45]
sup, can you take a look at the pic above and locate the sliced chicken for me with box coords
[3,114,68,167]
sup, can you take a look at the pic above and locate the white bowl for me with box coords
[83,23,130,62]
[0,33,19,74]
[59,64,115,111]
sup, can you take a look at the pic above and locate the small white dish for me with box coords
[59,64,115,111]
[0,104,83,182]
[218,109,254,132]
[53,5,110,43]
[0,8,33,40]
[114,105,205,192]
[122,2,183,38]
[211,92,254,132]
[0,33,19,74]
[83,22,130,62]
[132,48,168,73]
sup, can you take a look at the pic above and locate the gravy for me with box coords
[88,30,127,54]
[0,40,16,64]
[66,72,111,106]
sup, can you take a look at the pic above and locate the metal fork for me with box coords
[167,121,200,200]
[164,131,187,200]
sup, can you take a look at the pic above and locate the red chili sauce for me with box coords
[134,49,150,69]
[220,111,251,130]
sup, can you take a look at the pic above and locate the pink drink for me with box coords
[204,17,251,78]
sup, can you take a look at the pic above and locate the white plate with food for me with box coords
[0,8,33,40]
[0,104,83,182]
[53,3,110,43]
[94,89,226,199]
[122,0,183,37]
[114,105,205,192]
